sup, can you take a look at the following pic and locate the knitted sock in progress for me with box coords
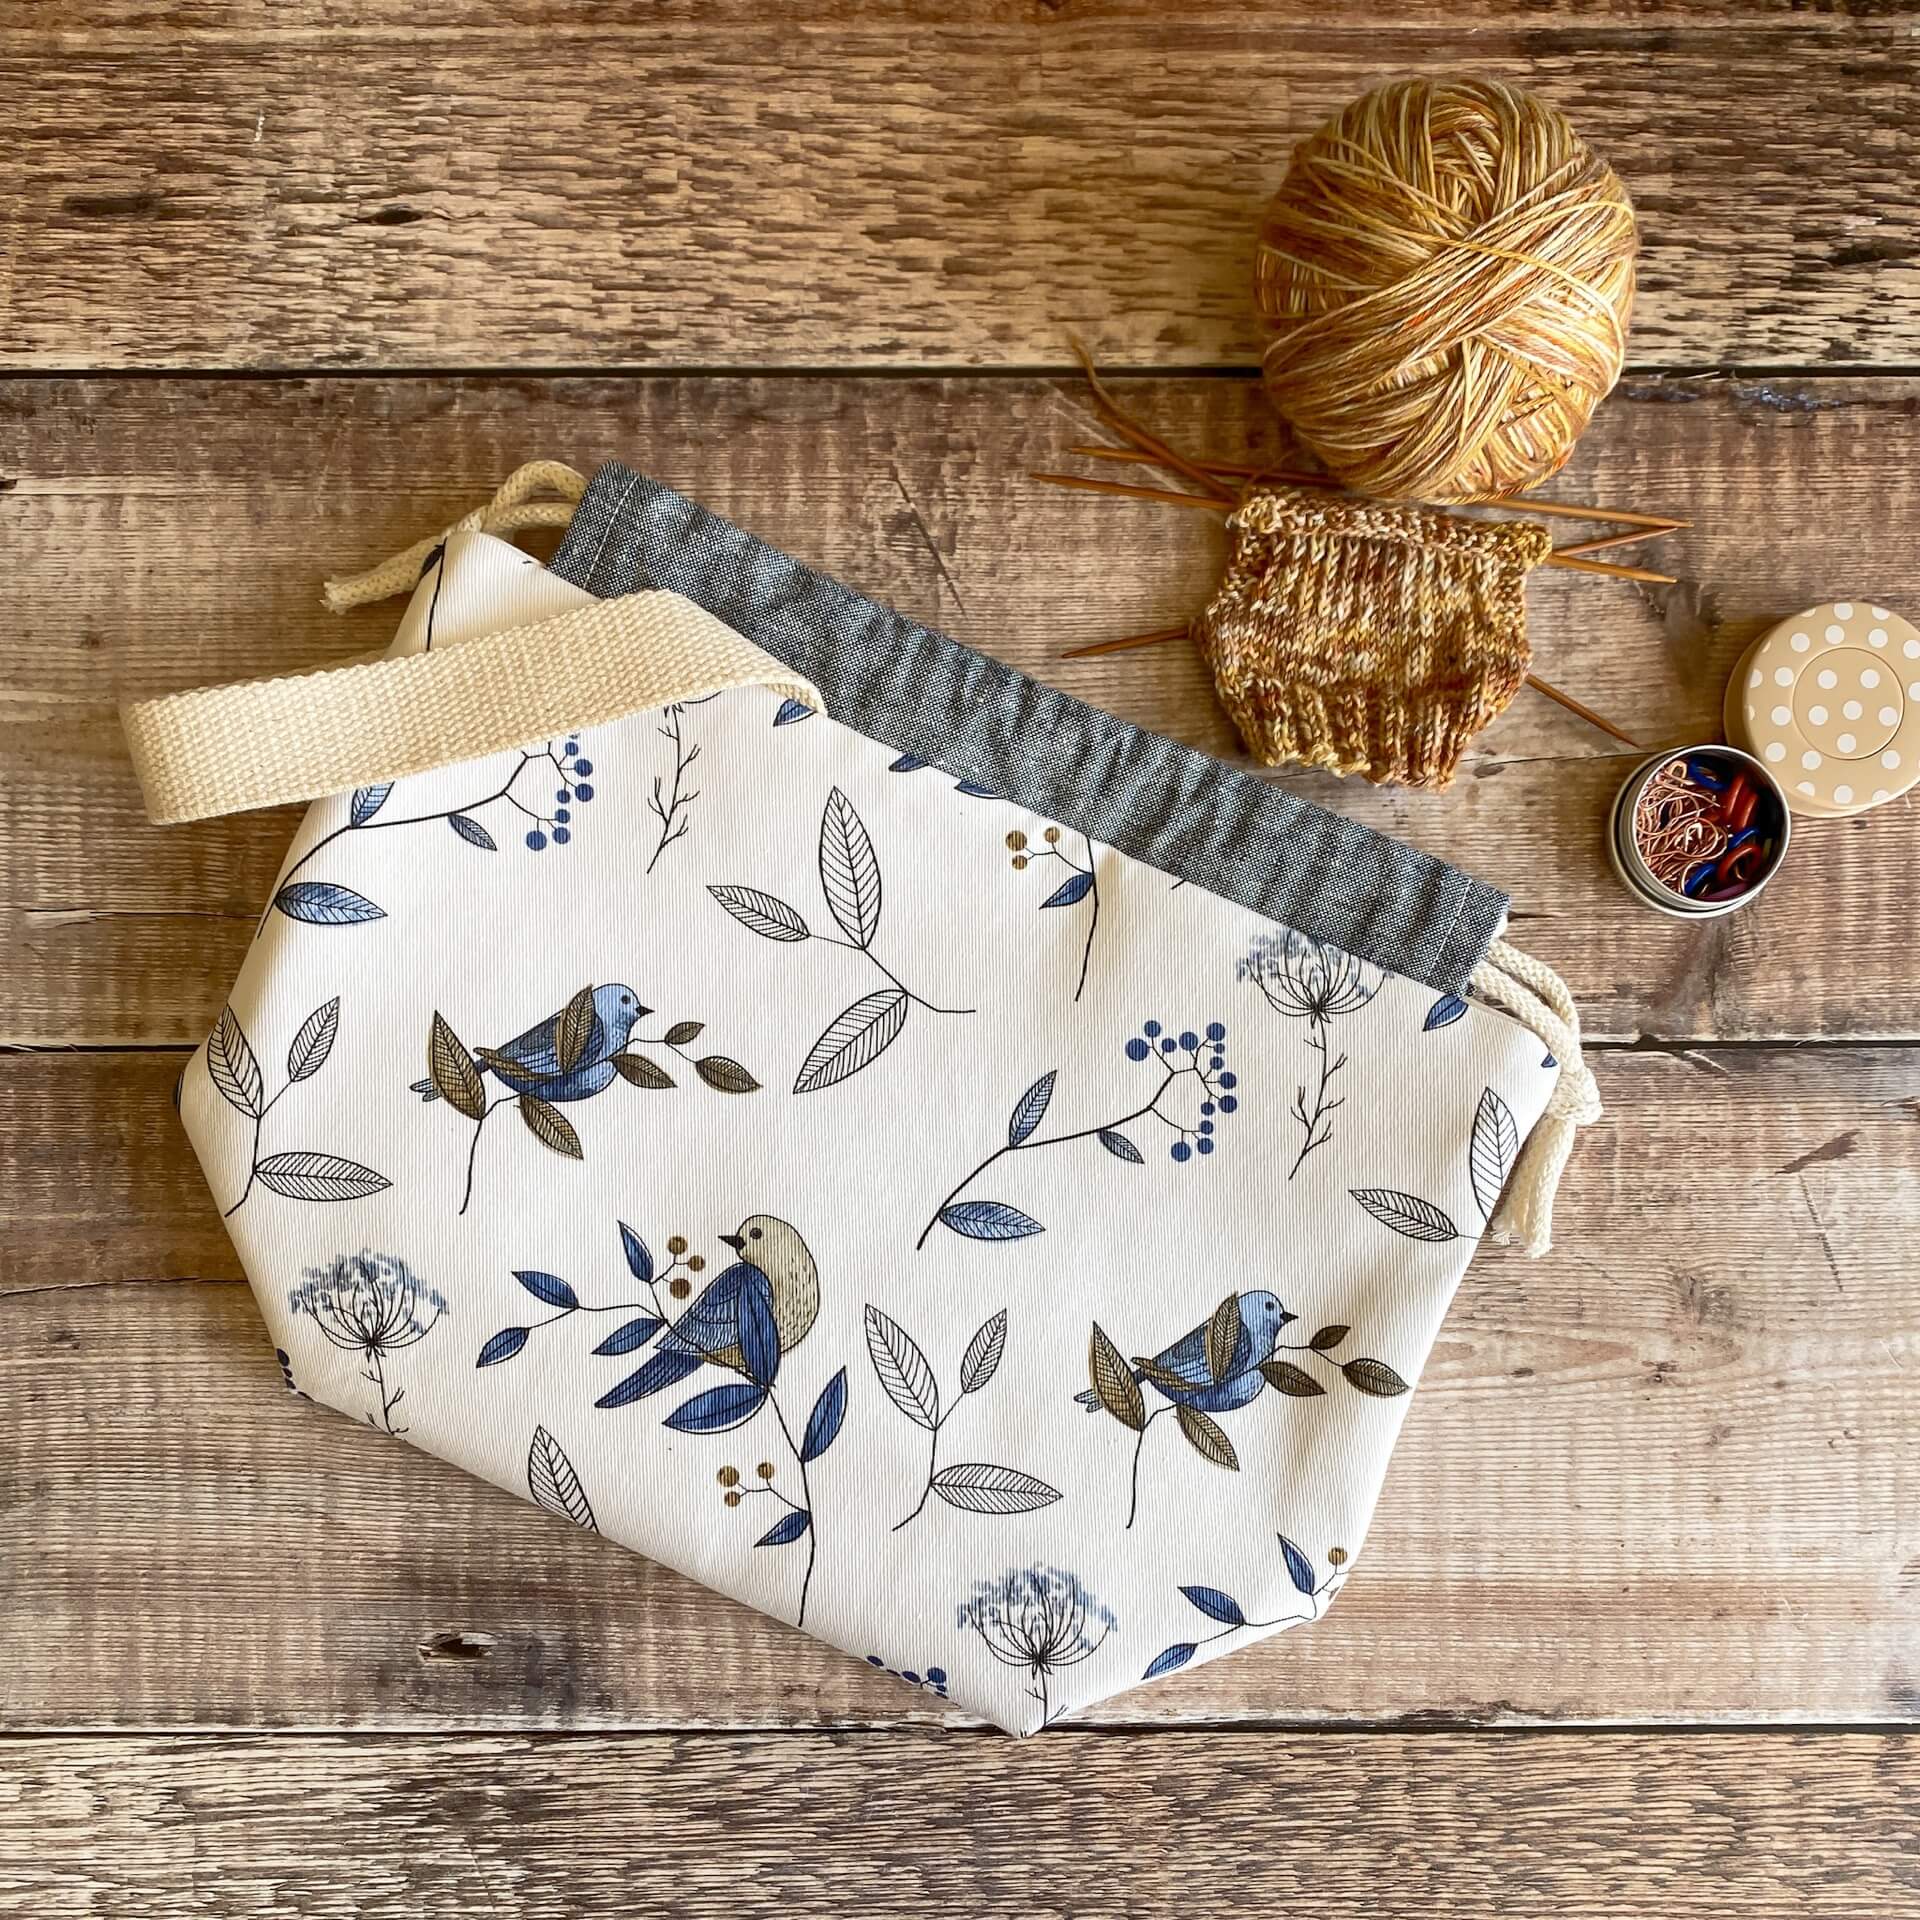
[1197,486,1552,790]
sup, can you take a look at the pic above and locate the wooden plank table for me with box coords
[3,8,1917,1914]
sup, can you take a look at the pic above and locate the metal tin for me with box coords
[1608,745,1791,919]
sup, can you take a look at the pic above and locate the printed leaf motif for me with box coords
[865,1305,940,1431]
[1176,1405,1240,1471]
[888,753,930,772]
[285,998,340,1084]
[958,1309,1008,1395]
[930,1463,1063,1516]
[593,1316,663,1356]
[1259,1359,1326,1397]
[555,985,597,1074]
[274,881,385,925]
[349,783,392,826]
[818,786,883,949]
[1308,1325,1349,1352]
[800,1368,848,1464]
[954,780,997,798]
[478,1327,530,1367]
[793,988,909,1094]
[1205,1294,1241,1383]
[253,1152,391,1202]
[1424,993,1469,1032]
[773,698,814,727]
[694,1054,761,1094]
[756,1509,812,1546]
[613,1052,675,1089]
[1136,1358,1191,1392]
[938,1200,1043,1242]
[520,1095,584,1159]
[208,1005,263,1117]
[1089,1322,1145,1432]
[739,1283,781,1388]
[1040,872,1094,909]
[528,1426,597,1531]
[663,1382,767,1434]
[1007,1070,1056,1148]
[448,812,497,851]
[709,885,811,943]
[1343,1357,1411,1397]
[619,1223,653,1284]
[1144,1643,1197,1680]
[664,1020,705,1047]
[429,1013,488,1121]
[515,1269,579,1310]
[1469,1086,1520,1223]
[1097,1128,1144,1164]
[1180,1584,1245,1627]
[1278,1533,1317,1597]
[477,1044,554,1081]
[1351,1187,1460,1243]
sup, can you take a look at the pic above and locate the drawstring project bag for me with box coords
[123,460,1601,1735]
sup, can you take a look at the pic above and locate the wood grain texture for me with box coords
[6,372,1920,1046]
[3,13,1917,370]
[5,1729,1918,1919]
[4,1045,1913,1730]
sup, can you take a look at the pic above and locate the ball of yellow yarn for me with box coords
[1254,76,1638,504]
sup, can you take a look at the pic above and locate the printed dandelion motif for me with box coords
[205,997,391,1217]
[1238,928,1381,1178]
[1005,825,1102,1002]
[288,1251,446,1435]
[709,786,973,1095]
[262,736,601,929]
[957,1565,1116,1731]
[1143,1540,1350,1681]
[414,985,761,1214]
[916,1020,1237,1248]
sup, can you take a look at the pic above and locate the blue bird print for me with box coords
[412,983,650,1104]
[1081,1291,1297,1528]
[596,1215,821,1409]
[1076,1291,1296,1416]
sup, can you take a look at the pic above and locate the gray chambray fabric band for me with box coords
[549,461,1510,994]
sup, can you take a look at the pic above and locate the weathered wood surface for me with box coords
[6,373,1920,1046]
[4,1045,1913,1730]
[5,1729,1917,1920]
[3,13,1917,370]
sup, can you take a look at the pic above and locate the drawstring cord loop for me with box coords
[1466,936,1602,1257]
[321,460,588,613]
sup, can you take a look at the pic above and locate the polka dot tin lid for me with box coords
[1726,601,1920,819]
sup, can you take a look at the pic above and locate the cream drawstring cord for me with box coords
[1466,936,1603,1257]
[321,460,589,613]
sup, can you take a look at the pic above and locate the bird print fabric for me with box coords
[411,983,650,1103]
[182,527,1557,1736]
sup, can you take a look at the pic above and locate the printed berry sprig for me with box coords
[262,737,601,930]
[1143,1539,1350,1680]
[916,1019,1238,1248]
[1005,825,1102,1002]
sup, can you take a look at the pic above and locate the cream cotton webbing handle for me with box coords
[122,590,821,825]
